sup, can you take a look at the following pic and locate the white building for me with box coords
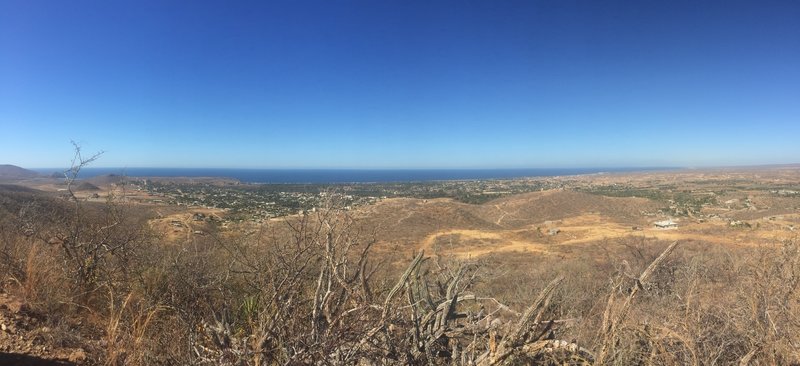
[654,219,678,229]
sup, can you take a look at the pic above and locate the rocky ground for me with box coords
[0,292,90,365]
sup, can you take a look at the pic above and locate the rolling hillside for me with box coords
[0,165,41,180]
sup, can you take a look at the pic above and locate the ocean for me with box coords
[33,167,673,184]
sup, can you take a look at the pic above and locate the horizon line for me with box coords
[23,163,800,171]
[29,165,685,171]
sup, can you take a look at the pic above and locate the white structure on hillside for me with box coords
[654,219,678,229]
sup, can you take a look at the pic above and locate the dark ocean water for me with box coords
[33,167,674,184]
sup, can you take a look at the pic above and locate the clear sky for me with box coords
[1,0,798,169]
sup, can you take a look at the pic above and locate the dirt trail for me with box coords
[418,229,552,258]
[493,204,511,226]
[417,214,778,259]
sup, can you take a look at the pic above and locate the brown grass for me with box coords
[2,179,800,364]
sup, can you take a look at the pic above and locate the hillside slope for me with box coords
[0,165,40,180]
[351,190,663,256]
[474,190,661,228]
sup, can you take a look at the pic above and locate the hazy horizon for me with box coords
[26,164,689,170]
[2,1,799,168]
[15,159,800,171]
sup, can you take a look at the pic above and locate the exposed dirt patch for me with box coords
[0,293,88,365]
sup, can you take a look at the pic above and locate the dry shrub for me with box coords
[3,173,800,364]
[103,291,164,365]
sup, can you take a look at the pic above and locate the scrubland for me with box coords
[1,168,800,365]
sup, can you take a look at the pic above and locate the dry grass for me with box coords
[2,180,800,364]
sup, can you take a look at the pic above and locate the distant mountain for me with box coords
[0,165,41,180]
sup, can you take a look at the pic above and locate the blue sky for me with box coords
[1,0,798,169]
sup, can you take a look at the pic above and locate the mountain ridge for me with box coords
[0,164,41,180]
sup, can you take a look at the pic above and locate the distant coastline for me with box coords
[31,167,678,184]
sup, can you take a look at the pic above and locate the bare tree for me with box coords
[55,141,144,296]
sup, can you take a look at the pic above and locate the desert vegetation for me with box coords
[1,157,800,365]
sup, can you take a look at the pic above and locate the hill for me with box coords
[355,197,502,246]
[0,165,41,180]
[74,181,101,191]
[360,190,660,231]
[473,190,660,228]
